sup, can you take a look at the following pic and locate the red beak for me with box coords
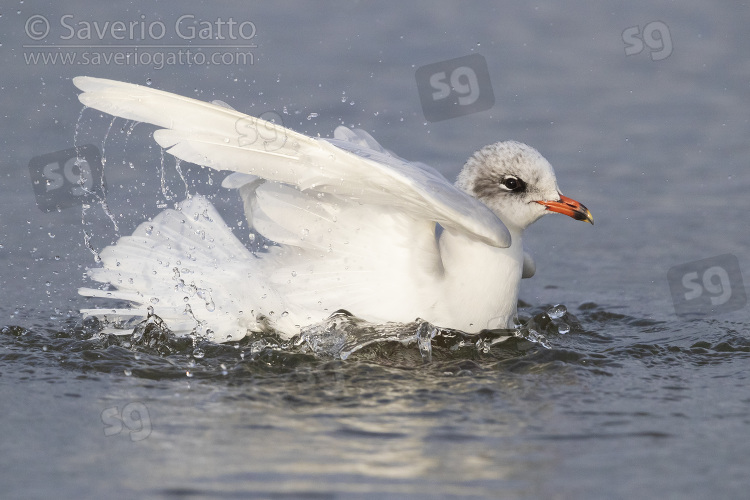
[536,194,594,224]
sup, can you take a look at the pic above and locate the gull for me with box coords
[74,76,593,342]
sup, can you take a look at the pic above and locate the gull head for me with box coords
[456,141,594,231]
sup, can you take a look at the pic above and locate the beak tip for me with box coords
[539,195,594,225]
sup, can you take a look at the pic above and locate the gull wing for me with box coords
[73,76,510,248]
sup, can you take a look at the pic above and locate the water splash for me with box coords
[130,310,172,348]
[294,312,522,361]
[196,288,216,312]
[416,321,437,362]
[121,120,141,152]
[546,304,570,335]
[75,109,119,257]
[293,311,420,359]
[93,117,120,232]
[547,304,567,319]
[80,203,101,263]
[174,159,190,199]
[158,148,175,202]
[79,303,580,368]
[73,106,87,149]
[125,120,140,136]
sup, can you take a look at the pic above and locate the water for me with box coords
[2,1,750,498]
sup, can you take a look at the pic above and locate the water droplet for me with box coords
[417,322,436,362]
[547,304,567,319]
[193,348,205,359]
[476,338,491,354]
[556,322,570,335]
[186,371,193,378]
[197,289,215,311]
[306,112,319,120]
[146,78,152,86]
[124,369,132,376]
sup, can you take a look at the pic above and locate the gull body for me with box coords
[74,77,592,341]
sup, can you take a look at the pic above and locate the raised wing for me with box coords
[73,76,510,248]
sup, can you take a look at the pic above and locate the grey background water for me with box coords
[1,1,749,499]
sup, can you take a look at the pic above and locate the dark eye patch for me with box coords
[500,176,526,193]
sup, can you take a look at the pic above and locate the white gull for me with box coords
[74,76,593,341]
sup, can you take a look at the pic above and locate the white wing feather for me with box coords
[73,76,509,248]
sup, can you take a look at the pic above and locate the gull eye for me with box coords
[500,176,526,192]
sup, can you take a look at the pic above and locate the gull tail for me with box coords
[79,195,280,341]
